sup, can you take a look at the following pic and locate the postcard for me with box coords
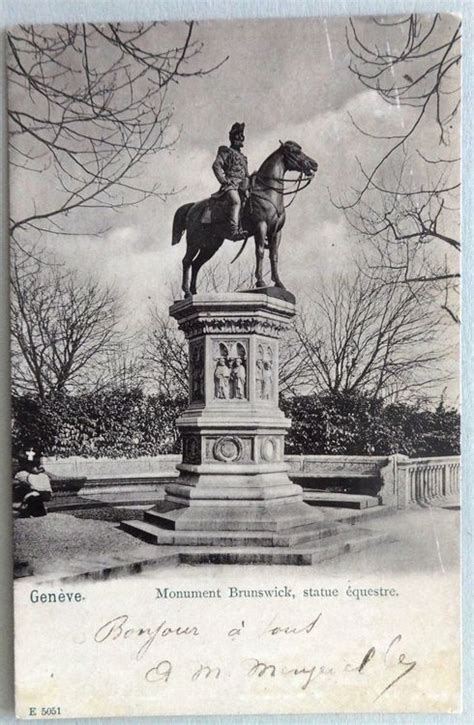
[9,12,461,718]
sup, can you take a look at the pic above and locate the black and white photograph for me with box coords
[8,10,461,717]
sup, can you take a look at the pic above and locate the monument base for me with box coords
[140,500,321,534]
[160,459,321,527]
[121,511,393,565]
[122,290,392,564]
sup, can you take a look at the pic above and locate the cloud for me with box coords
[31,17,457,340]
[104,225,140,249]
[52,87,418,320]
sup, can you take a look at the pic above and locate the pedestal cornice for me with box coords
[170,290,296,339]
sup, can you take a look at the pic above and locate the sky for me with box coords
[8,13,461,400]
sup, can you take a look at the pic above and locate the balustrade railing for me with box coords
[399,457,460,506]
[42,452,461,508]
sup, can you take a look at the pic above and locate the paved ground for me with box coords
[13,511,163,578]
[315,500,460,576]
[13,496,459,581]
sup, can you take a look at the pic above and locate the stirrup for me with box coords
[228,227,248,242]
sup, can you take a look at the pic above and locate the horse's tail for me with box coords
[172,203,194,245]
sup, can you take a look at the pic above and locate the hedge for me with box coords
[281,393,460,457]
[12,388,187,459]
[11,388,459,459]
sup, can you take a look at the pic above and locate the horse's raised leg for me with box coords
[254,222,267,288]
[190,241,222,294]
[182,243,195,298]
[269,229,286,289]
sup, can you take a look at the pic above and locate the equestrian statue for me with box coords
[172,122,318,298]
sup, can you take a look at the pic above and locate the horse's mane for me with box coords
[259,141,302,170]
[281,140,302,151]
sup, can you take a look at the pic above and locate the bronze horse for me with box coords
[172,141,318,297]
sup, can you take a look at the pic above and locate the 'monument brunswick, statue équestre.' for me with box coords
[123,125,381,564]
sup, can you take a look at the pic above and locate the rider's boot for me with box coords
[228,204,248,241]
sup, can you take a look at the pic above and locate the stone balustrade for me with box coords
[398,456,460,506]
[42,453,387,480]
[42,452,460,507]
[285,455,388,477]
[42,455,181,481]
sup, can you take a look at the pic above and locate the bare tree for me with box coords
[338,14,461,318]
[278,323,315,397]
[100,338,147,392]
[138,258,448,403]
[11,252,122,400]
[8,22,224,249]
[142,309,189,398]
[144,299,325,400]
[349,148,460,321]
[294,270,449,402]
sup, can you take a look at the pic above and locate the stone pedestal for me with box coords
[122,290,391,562]
[159,289,322,534]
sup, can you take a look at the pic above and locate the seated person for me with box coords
[13,465,52,518]
[27,464,53,502]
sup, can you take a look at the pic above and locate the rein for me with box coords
[235,172,307,263]
[253,171,313,209]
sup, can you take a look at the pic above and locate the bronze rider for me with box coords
[212,122,249,241]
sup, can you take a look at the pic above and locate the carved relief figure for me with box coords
[214,357,231,398]
[183,435,201,464]
[231,357,246,399]
[262,360,273,399]
[256,344,274,399]
[255,358,264,398]
[190,340,204,401]
[212,339,248,400]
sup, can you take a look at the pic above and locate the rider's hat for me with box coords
[229,122,245,140]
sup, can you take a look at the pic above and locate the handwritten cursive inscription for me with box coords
[93,612,417,703]
[245,633,416,700]
[264,613,322,636]
[94,614,199,660]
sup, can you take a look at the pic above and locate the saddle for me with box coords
[201,196,232,225]
[201,174,257,226]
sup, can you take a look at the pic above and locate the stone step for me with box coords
[330,504,397,526]
[31,548,182,584]
[291,525,388,551]
[142,502,323,533]
[121,515,372,551]
[30,525,396,581]
[82,478,174,493]
[303,492,379,509]
[293,527,395,564]
[176,529,394,566]
[27,524,394,581]
[279,522,347,546]
[49,498,108,511]
[293,472,377,479]
[122,518,347,547]
[49,493,160,511]
[122,520,278,547]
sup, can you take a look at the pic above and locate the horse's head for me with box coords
[279,140,318,178]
